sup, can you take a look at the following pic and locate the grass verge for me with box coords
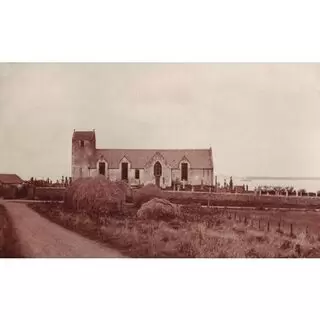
[0,204,23,258]
[28,202,320,258]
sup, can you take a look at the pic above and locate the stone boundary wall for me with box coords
[28,187,66,201]
[162,191,320,208]
[29,187,320,208]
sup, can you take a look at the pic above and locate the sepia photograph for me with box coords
[3,2,320,320]
[2,63,320,258]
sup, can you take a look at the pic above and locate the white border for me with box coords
[1,259,320,320]
[2,0,320,320]
[1,0,320,62]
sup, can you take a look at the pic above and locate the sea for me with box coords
[217,176,320,193]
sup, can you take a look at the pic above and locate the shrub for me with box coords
[136,198,180,221]
[134,183,164,207]
[115,180,133,202]
[0,185,18,199]
[64,176,127,216]
[0,205,21,257]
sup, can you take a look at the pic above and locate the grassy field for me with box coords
[29,202,320,258]
[0,204,22,258]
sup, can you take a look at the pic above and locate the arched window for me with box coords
[154,161,162,177]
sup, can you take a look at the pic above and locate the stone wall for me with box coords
[29,186,320,208]
[161,191,320,208]
[130,189,320,208]
[33,187,66,201]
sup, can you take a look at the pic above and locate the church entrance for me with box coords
[99,162,106,176]
[154,161,162,187]
[121,162,128,181]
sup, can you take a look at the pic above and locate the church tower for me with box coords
[72,130,97,180]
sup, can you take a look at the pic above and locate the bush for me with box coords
[134,183,164,207]
[0,204,22,257]
[136,198,180,220]
[115,180,133,202]
[0,185,18,199]
[64,176,127,216]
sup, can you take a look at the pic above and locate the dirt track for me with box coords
[1,201,124,258]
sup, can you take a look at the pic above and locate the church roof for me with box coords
[96,149,213,169]
[0,174,24,184]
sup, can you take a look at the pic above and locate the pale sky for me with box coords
[1,63,320,181]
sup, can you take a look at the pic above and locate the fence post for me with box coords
[278,221,281,233]
[290,223,293,237]
[267,221,270,232]
[244,216,247,224]
[258,219,261,230]
[306,226,309,235]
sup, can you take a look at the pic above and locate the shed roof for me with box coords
[0,174,24,184]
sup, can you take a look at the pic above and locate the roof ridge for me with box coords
[96,148,213,169]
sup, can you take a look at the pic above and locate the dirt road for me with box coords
[1,201,124,258]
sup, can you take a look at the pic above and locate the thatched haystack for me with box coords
[136,198,180,220]
[134,183,164,207]
[64,176,126,215]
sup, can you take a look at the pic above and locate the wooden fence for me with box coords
[211,206,320,238]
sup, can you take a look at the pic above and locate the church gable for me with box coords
[178,155,191,166]
[144,152,170,169]
[118,156,131,166]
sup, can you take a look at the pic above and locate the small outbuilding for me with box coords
[0,174,24,199]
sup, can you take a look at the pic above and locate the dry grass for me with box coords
[29,202,320,258]
[0,204,22,258]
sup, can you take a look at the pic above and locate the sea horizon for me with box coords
[217,175,320,192]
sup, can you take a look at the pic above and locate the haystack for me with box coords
[134,183,164,207]
[136,198,180,220]
[64,176,126,215]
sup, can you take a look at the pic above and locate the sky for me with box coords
[1,63,320,181]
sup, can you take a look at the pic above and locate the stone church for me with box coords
[72,130,214,188]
